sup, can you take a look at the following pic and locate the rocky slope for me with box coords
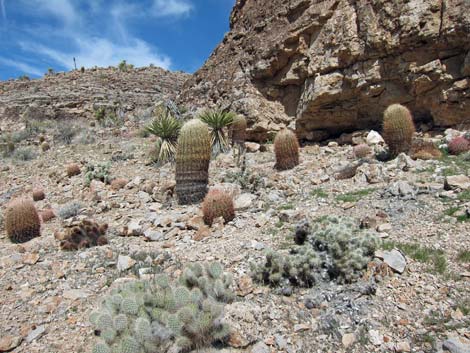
[0,67,189,122]
[180,0,470,142]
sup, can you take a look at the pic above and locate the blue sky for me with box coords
[0,0,235,80]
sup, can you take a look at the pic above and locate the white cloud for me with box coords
[0,57,42,76]
[21,38,172,70]
[30,0,79,26]
[0,0,6,21]
[152,0,193,18]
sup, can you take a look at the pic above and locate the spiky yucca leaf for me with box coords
[199,110,235,155]
[146,108,182,165]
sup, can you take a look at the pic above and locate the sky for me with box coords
[0,0,235,80]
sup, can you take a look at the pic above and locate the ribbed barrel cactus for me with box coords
[274,129,300,170]
[5,198,41,243]
[175,119,212,205]
[202,189,235,226]
[382,104,415,158]
[230,115,247,146]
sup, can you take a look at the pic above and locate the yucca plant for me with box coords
[199,110,235,155]
[146,107,182,165]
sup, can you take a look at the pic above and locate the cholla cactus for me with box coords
[175,119,212,205]
[85,163,113,186]
[5,198,41,243]
[382,104,415,158]
[251,216,381,287]
[90,262,233,353]
[274,129,300,170]
[202,189,235,226]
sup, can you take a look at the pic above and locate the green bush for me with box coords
[199,110,235,156]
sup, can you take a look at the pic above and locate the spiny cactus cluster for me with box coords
[306,216,380,283]
[250,246,320,288]
[448,136,470,155]
[251,216,380,288]
[5,198,41,243]
[85,163,113,186]
[90,262,233,353]
[56,219,108,251]
[202,189,235,226]
[382,104,415,158]
[274,129,300,170]
[175,119,212,205]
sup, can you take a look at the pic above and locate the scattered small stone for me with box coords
[0,336,22,352]
[377,249,407,274]
[117,255,136,271]
[445,175,470,190]
[26,325,46,343]
[250,342,270,353]
[342,333,356,348]
[234,193,257,210]
[442,337,470,353]
[396,340,411,352]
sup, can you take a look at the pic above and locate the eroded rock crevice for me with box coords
[179,0,470,142]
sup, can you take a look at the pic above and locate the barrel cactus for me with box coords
[5,198,41,243]
[202,189,235,226]
[230,115,247,146]
[448,136,470,155]
[274,129,300,170]
[175,119,212,205]
[382,104,415,158]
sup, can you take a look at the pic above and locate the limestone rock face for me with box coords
[0,67,189,121]
[179,0,470,142]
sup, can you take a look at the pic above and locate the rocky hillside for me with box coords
[180,0,470,142]
[0,67,189,122]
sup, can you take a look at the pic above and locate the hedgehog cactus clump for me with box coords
[66,163,81,177]
[382,104,416,158]
[5,198,41,243]
[32,188,45,201]
[57,219,108,251]
[90,262,233,353]
[202,189,235,226]
[274,129,300,170]
[448,136,470,155]
[175,119,212,205]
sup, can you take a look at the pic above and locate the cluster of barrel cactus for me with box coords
[175,119,212,205]
[90,262,233,353]
[5,198,41,243]
[251,216,380,287]
[382,104,415,158]
[202,189,235,226]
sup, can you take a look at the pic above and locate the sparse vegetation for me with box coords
[198,109,235,155]
[335,188,376,203]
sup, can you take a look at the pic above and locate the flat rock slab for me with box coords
[445,175,470,190]
[377,249,407,274]
[443,337,470,353]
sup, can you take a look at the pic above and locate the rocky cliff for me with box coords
[0,67,189,122]
[180,0,470,142]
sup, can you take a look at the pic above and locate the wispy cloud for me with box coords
[21,38,171,70]
[0,57,42,76]
[0,0,6,22]
[30,0,79,26]
[152,0,193,18]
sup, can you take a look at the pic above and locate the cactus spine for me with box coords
[202,189,235,226]
[274,129,300,170]
[382,104,415,158]
[175,119,212,205]
[5,198,41,243]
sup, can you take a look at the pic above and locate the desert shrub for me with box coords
[57,201,83,219]
[85,162,113,186]
[53,122,79,145]
[11,147,37,161]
